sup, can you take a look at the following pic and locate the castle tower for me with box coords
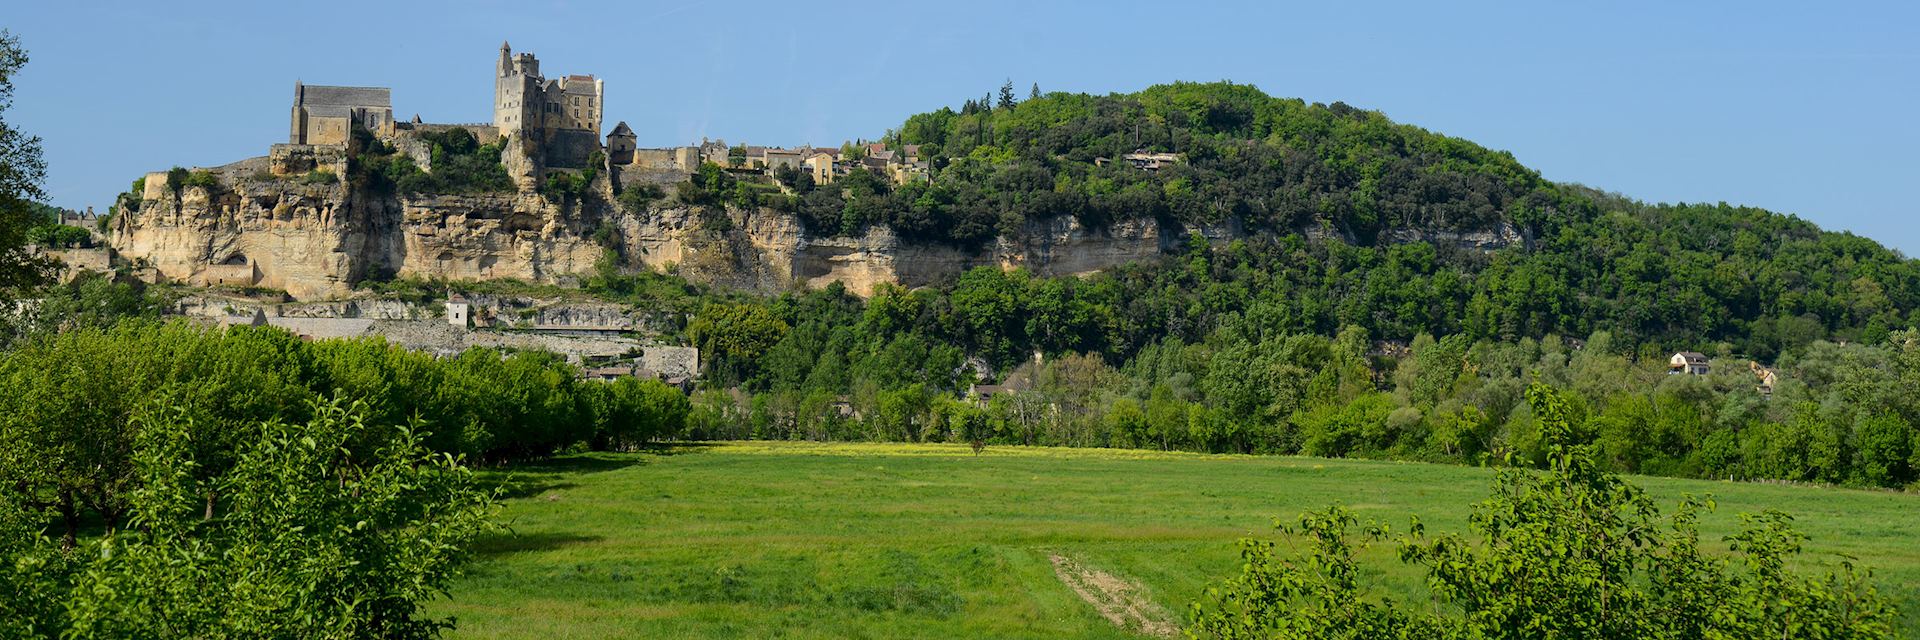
[491,42,604,172]
[606,121,636,164]
[493,41,537,142]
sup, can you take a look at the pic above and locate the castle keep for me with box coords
[495,42,603,170]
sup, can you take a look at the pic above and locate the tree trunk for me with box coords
[57,488,79,549]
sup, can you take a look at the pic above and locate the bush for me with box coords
[617,183,664,212]
[1188,383,1899,639]
[6,398,496,637]
[180,169,219,189]
[24,224,90,249]
[299,169,337,185]
[0,320,692,541]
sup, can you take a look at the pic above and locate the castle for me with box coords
[494,41,603,170]
[261,43,705,189]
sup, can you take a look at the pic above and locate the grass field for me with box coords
[437,442,1920,638]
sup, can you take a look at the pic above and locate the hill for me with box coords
[94,81,1920,491]
[435,442,1920,638]
[792,81,1918,357]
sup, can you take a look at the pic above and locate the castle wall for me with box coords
[626,148,694,171]
[304,116,352,146]
[203,262,258,287]
[544,129,602,169]
[269,144,348,176]
[409,123,502,145]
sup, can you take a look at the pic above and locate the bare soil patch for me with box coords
[1048,553,1178,638]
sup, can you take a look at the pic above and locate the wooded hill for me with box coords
[765,81,1917,359]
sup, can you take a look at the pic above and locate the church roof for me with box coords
[298,85,391,109]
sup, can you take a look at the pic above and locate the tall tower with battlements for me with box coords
[493,42,603,170]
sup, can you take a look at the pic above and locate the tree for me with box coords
[1029,82,1040,101]
[689,302,790,386]
[998,79,1017,110]
[1189,383,1897,639]
[8,398,497,638]
[0,271,163,346]
[0,30,52,294]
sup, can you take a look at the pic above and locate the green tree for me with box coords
[1189,383,1897,639]
[31,398,497,638]
[689,302,790,386]
[0,31,52,294]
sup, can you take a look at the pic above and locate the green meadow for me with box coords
[439,442,1920,639]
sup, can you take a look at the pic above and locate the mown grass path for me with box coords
[439,442,1920,638]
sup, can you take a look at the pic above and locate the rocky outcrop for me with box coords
[112,163,603,300]
[612,206,1239,296]
[112,162,1516,302]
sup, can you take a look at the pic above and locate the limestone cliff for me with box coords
[111,162,605,300]
[110,163,1500,301]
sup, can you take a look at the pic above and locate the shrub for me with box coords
[1188,383,1898,639]
[8,398,496,637]
[180,169,219,189]
[299,169,338,185]
[24,224,90,249]
[617,183,664,213]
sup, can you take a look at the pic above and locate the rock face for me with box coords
[613,206,1241,297]
[112,164,1511,301]
[112,165,604,300]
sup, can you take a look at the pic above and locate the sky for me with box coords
[7,1,1918,255]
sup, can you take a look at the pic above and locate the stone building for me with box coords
[289,82,393,146]
[494,42,602,169]
[1669,351,1710,375]
[606,121,637,164]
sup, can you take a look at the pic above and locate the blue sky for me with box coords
[8,1,1917,255]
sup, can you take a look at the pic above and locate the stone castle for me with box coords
[104,43,1225,301]
[494,42,602,171]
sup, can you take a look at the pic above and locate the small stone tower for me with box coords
[606,122,636,164]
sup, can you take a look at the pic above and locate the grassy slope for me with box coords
[439,443,1920,639]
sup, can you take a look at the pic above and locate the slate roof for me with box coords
[299,85,391,108]
[562,76,598,95]
[608,122,635,137]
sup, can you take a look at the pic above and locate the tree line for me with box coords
[0,298,689,545]
[680,258,1920,489]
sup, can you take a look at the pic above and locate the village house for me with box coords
[446,295,472,328]
[803,151,838,184]
[1669,351,1710,375]
[1750,361,1779,396]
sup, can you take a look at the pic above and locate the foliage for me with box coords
[180,169,219,189]
[676,162,736,206]
[357,127,512,195]
[581,251,716,316]
[1188,383,1898,639]
[710,268,1920,489]
[0,271,164,347]
[23,223,90,249]
[616,182,664,213]
[688,302,789,386]
[0,30,52,294]
[4,398,496,638]
[300,168,338,185]
[0,320,691,542]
